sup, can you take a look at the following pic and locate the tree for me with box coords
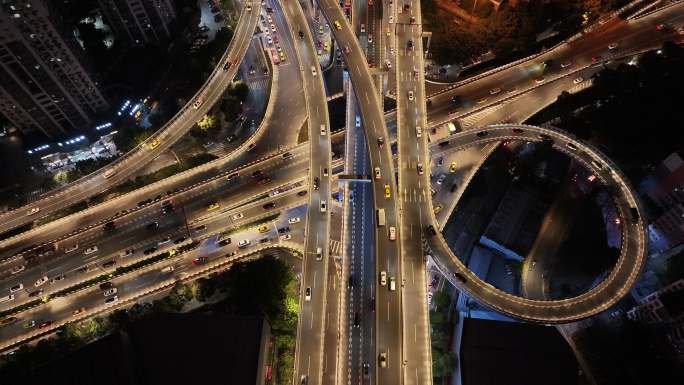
[197,115,216,130]
[433,290,451,311]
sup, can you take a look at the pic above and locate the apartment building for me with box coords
[0,0,109,139]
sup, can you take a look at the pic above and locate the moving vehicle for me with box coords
[103,288,117,297]
[408,91,414,101]
[334,20,342,30]
[104,296,118,304]
[374,167,381,179]
[573,77,583,84]
[10,265,26,275]
[389,226,396,241]
[417,163,424,175]
[207,202,220,211]
[320,200,327,213]
[0,295,15,304]
[608,42,618,50]
[223,60,232,71]
[379,271,387,286]
[376,209,386,227]
[320,124,326,136]
[104,169,116,179]
[316,247,323,261]
[379,352,387,368]
[305,287,311,301]
[192,257,208,265]
[489,87,501,95]
[84,246,98,255]
[232,213,244,221]
[389,277,396,291]
[437,174,446,184]
[449,161,457,173]
[288,217,301,224]
[34,276,49,287]
[415,126,422,137]
[258,224,270,233]
[311,66,317,76]
[192,98,203,109]
[238,239,250,248]
[161,266,175,273]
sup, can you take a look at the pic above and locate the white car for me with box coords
[320,124,326,136]
[305,287,311,301]
[608,42,618,50]
[573,77,583,84]
[437,174,447,185]
[380,271,387,286]
[560,61,572,68]
[489,87,501,95]
[64,244,79,253]
[238,239,250,248]
[270,24,276,32]
[408,91,414,101]
[374,167,381,180]
[389,226,396,241]
[84,246,99,255]
[157,237,171,245]
[389,277,396,291]
[288,217,301,224]
[389,15,394,24]
[27,207,40,216]
[280,234,292,241]
[34,276,49,287]
[311,66,317,76]
[103,288,117,297]
[415,126,422,137]
[9,284,23,293]
[9,265,26,275]
[320,200,327,213]
[232,213,244,221]
[192,98,203,109]
[246,4,252,11]
[266,36,273,45]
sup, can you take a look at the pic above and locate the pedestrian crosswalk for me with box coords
[329,239,342,255]
[246,76,270,90]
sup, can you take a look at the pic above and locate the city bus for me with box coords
[376,208,386,227]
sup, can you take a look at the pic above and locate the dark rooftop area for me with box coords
[460,318,579,385]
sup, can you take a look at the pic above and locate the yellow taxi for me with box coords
[258,224,269,233]
[207,202,220,211]
[449,161,457,173]
[384,184,391,198]
[147,138,160,150]
[334,20,342,30]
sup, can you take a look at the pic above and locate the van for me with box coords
[316,247,323,261]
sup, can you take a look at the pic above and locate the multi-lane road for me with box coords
[3,1,681,382]
[0,2,263,237]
